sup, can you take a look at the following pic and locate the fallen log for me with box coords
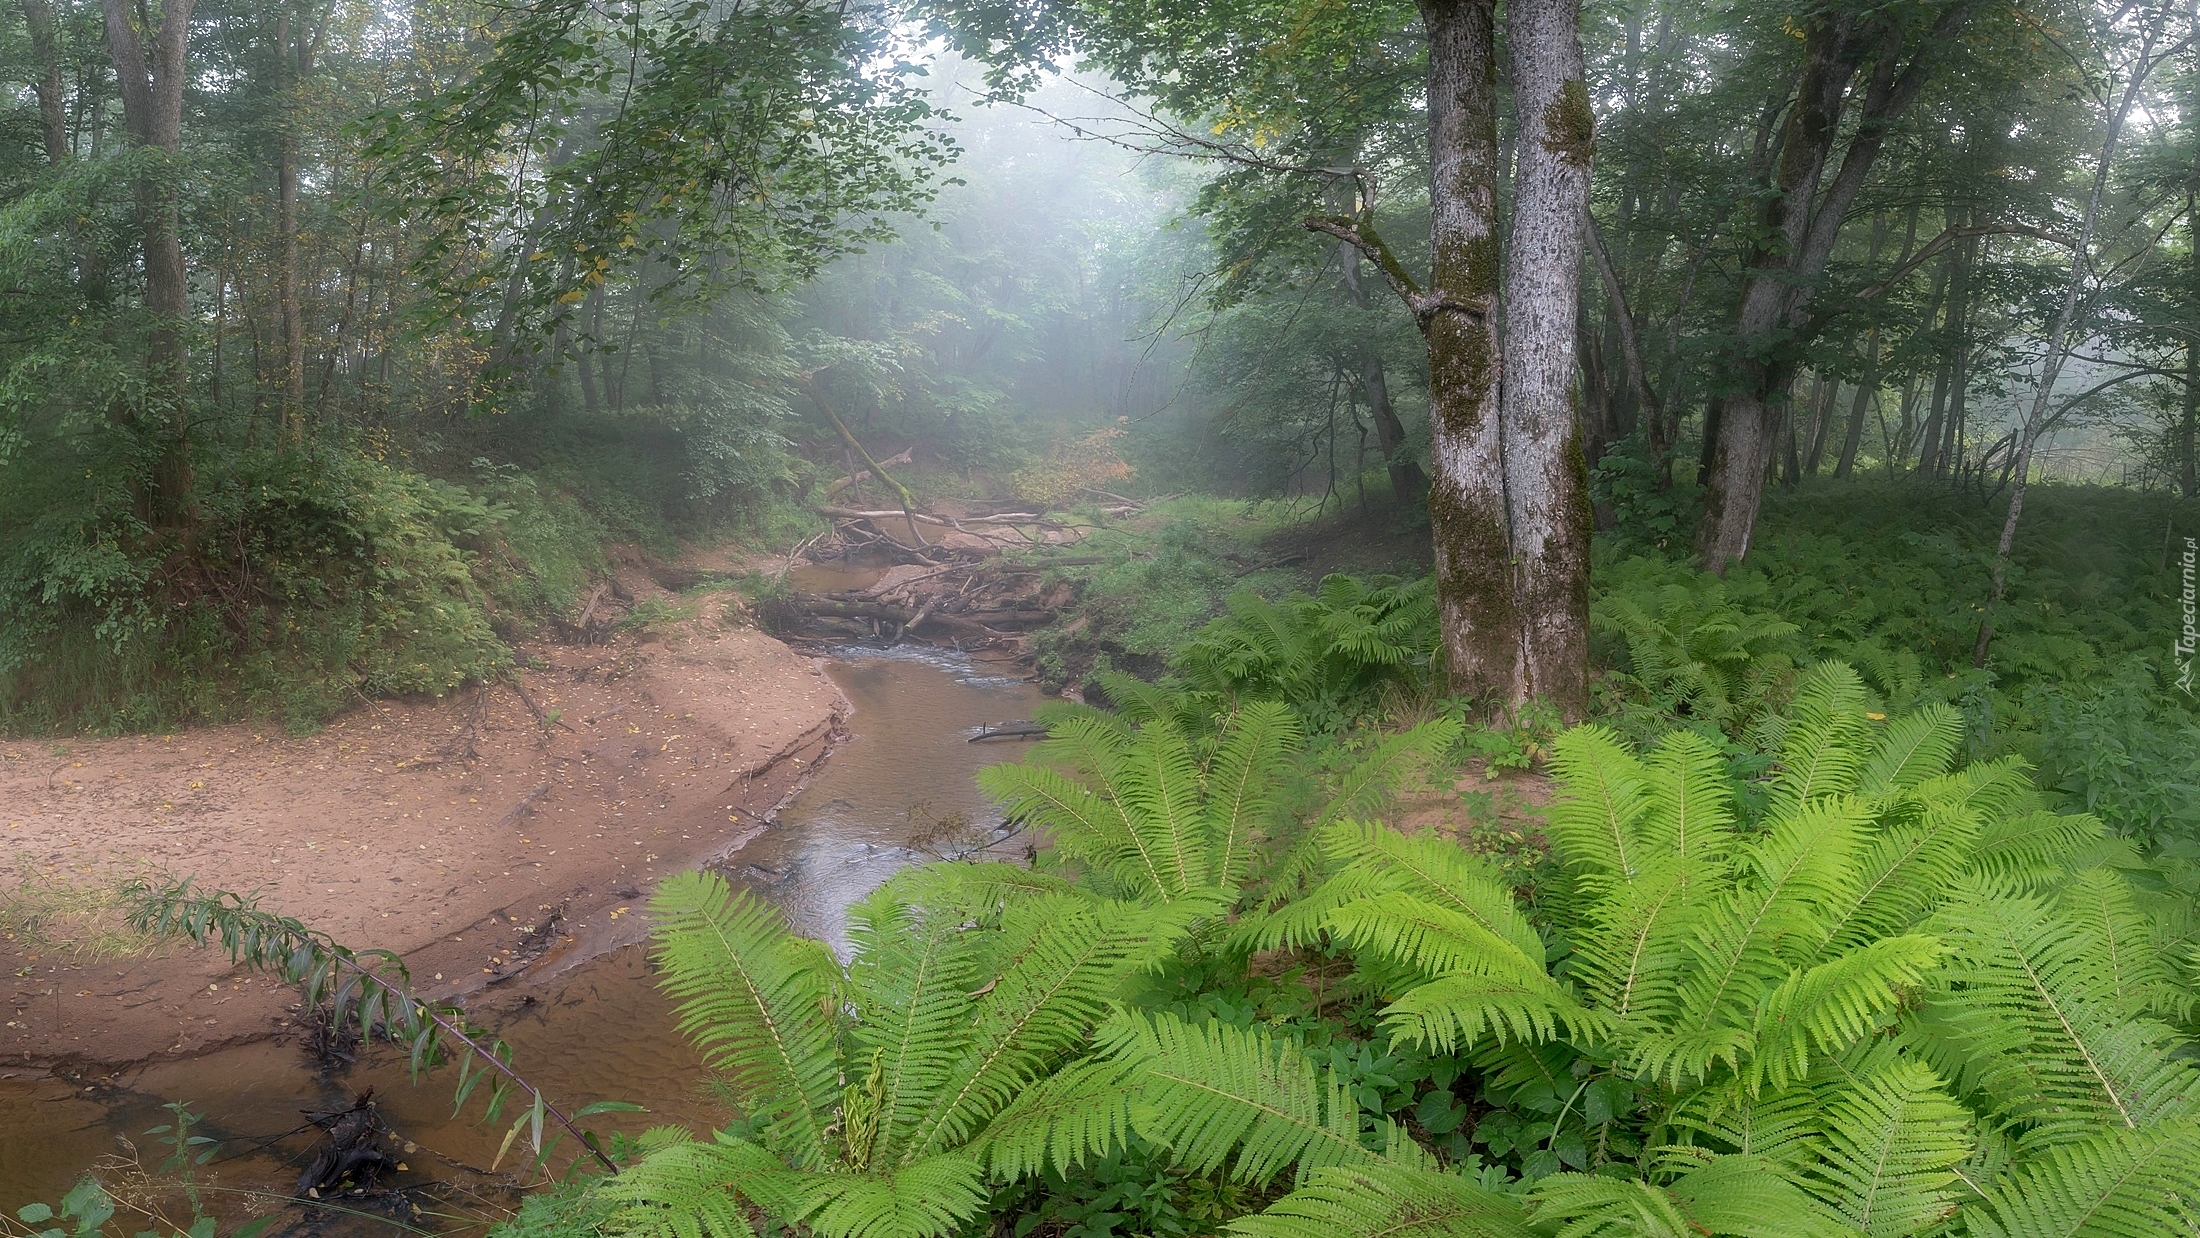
[970,721,1050,742]
[957,608,1055,626]
[792,595,1003,640]
[993,555,1107,571]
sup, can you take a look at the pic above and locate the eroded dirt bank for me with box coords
[0,612,843,1074]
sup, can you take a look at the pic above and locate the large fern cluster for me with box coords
[605,867,1220,1238]
[1169,574,1439,728]
[1242,664,2200,1236]
[977,695,1456,904]
[603,665,2200,1238]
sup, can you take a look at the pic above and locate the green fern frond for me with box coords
[1229,1164,1535,1238]
[911,894,1197,1157]
[1536,1155,1852,1238]
[1106,1009,1381,1184]
[1805,1057,1972,1238]
[1311,718,1462,829]
[1960,1118,2200,1238]
[1766,663,1873,813]
[605,1132,780,1238]
[1561,859,1695,1021]
[1326,891,1544,980]
[1664,1081,1825,1168]
[1321,821,1547,961]
[1817,798,1982,957]
[1378,970,1612,1052]
[977,757,1154,897]
[1926,880,2200,1144]
[967,1056,1141,1179]
[1857,704,1962,797]
[650,872,843,1169]
[1748,935,1943,1092]
[772,1154,989,1238]
[1637,729,1737,884]
[1967,811,2108,890]
[2056,868,2185,1022]
[1545,724,1652,884]
[1204,701,1303,893]
[844,890,978,1167]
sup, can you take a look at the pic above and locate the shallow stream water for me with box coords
[0,635,1042,1231]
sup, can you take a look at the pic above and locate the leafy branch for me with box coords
[121,877,621,1176]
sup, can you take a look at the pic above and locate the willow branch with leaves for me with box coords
[123,877,621,1175]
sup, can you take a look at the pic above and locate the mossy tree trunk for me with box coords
[1499,0,1593,719]
[1416,0,1517,711]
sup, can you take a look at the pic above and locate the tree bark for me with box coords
[2185,186,2198,498]
[1337,241,1429,502]
[1834,332,1877,478]
[276,9,308,439]
[22,0,71,164]
[102,0,195,523]
[1975,10,2160,667]
[1695,4,1971,571]
[1416,0,1516,708]
[1498,0,1593,719]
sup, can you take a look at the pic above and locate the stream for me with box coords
[0,634,1043,1230]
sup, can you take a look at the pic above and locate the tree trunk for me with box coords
[1695,5,1971,570]
[1499,0,1593,719]
[1416,0,1517,707]
[277,10,308,440]
[1834,332,1877,478]
[102,0,195,524]
[22,0,70,164]
[1975,9,2159,667]
[2185,187,2198,498]
[1336,241,1428,502]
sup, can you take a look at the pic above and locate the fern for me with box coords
[1228,1164,1534,1238]
[619,872,1200,1238]
[1102,1010,1383,1184]
[650,871,844,1169]
[1960,1119,2200,1238]
[1805,1057,1973,1237]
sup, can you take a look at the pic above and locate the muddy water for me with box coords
[0,643,1043,1229]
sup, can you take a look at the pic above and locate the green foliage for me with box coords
[121,877,619,1176]
[607,869,1202,1238]
[0,446,517,731]
[1235,662,2200,1236]
[1176,576,1439,732]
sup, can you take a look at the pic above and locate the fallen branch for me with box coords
[798,372,928,546]
[823,447,914,498]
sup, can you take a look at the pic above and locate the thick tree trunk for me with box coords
[1416,0,1517,707]
[102,0,195,523]
[1499,0,1592,719]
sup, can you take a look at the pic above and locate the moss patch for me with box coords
[1544,78,1596,168]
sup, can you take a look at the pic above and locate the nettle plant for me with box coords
[606,667,2200,1238]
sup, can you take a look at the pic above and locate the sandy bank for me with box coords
[0,613,843,1073]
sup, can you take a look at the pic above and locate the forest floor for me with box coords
[0,555,844,1075]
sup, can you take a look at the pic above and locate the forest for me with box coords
[5,0,2200,1235]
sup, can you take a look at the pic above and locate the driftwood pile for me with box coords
[771,549,1105,650]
